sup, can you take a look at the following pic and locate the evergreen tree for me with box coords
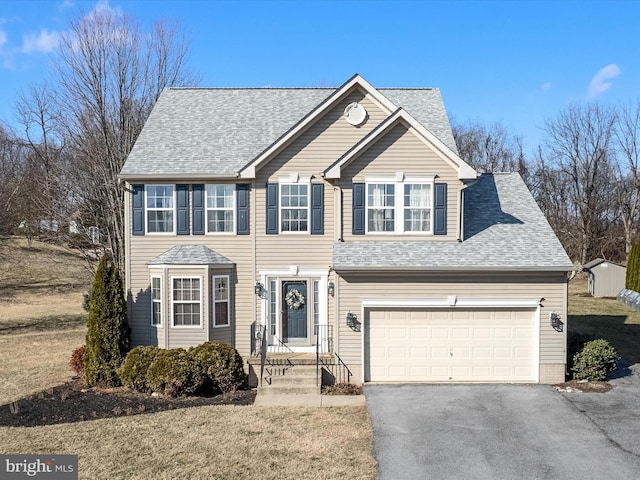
[627,242,640,292]
[84,254,130,387]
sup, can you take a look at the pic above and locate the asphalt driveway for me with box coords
[365,378,640,480]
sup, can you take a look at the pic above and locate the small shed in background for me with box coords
[583,258,627,297]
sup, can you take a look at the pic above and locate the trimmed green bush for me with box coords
[146,348,205,396]
[190,341,247,394]
[117,346,160,393]
[84,254,130,388]
[571,339,618,381]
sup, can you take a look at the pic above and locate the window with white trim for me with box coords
[172,277,201,327]
[366,180,433,234]
[367,183,395,232]
[146,185,175,233]
[206,184,235,233]
[151,276,162,326]
[269,280,277,335]
[403,183,432,232]
[212,275,230,327]
[280,183,309,232]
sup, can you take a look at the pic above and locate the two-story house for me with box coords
[119,74,573,385]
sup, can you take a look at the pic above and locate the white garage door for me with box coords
[365,308,537,383]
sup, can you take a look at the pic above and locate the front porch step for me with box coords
[258,384,320,395]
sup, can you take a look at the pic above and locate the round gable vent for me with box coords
[344,102,367,126]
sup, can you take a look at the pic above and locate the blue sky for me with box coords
[0,0,638,155]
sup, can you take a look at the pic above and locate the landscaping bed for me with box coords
[0,378,255,427]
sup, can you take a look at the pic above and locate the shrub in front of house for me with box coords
[145,348,205,396]
[189,341,247,394]
[84,254,130,388]
[571,339,618,381]
[117,346,160,393]
[70,345,87,378]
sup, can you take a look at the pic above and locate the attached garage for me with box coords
[363,300,540,383]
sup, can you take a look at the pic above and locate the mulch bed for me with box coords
[0,378,256,428]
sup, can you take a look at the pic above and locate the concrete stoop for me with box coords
[258,365,321,396]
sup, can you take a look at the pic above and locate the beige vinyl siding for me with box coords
[125,182,255,358]
[341,123,460,241]
[254,181,334,269]
[258,89,389,180]
[128,236,254,352]
[336,272,567,383]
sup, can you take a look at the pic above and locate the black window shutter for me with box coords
[237,184,250,235]
[352,182,365,235]
[311,183,324,235]
[266,183,279,234]
[176,184,189,235]
[132,184,145,236]
[434,182,447,235]
[192,184,204,235]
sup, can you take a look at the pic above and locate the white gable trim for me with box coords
[238,74,397,179]
[324,108,477,180]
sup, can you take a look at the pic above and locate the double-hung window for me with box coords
[367,183,395,232]
[404,184,432,232]
[280,184,309,232]
[365,178,433,234]
[212,275,230,327]
[172,277,201,327]
[151,276,162,326]
[146,185,175,233]
[206,185,235,233]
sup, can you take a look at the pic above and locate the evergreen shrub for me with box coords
[146,348,205,396]
[117,346,160,393]
[571,339,618,381]
[83,254,130,387]
[190,341,247,394]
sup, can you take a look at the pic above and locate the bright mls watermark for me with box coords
[1,455,77,479]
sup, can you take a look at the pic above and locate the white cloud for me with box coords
[541,82,551,95]
[21,29,61,53]
[60,0,75,8]
[587,64,620,99]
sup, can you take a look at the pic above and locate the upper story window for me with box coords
[404,184,432,232]
[146,185,175,233]
[365,179,433,234]
[206,184,235,233]
[367,183,395,232]
[280,183,309,233]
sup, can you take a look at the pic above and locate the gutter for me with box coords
[333,265,576,274]
[118,173,240,182]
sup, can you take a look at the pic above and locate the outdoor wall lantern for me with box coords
[550,311,563,332]
[346,311,357,328]
[254,282,264,297]
[328,281,335,296]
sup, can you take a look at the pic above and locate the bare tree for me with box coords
[542,103,617,265]
[452,120,525,174]
[48,8,196,272]
[613,101,640,256]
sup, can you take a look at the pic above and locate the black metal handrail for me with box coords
[315,325,333,386]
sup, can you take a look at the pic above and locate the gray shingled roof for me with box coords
[148,245,233,265]
[120,86,457,178]
[333,173,573,272]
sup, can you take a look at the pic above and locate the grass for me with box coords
[568,276,640,364]
[0,235,377,479]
